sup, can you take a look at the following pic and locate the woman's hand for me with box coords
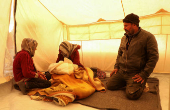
[38,71,47,80]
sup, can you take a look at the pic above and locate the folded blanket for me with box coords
[74,67,106,92]
[28,83,76,106]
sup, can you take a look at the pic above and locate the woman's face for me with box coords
[61,51,67,57]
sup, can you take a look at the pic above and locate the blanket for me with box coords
[27,67,106,106]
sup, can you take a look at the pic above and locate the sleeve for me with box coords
[139,34,159,79]
[56,51,64,63]
[114,39,123,69]
[72,50,84,67]
[20,53,39,78]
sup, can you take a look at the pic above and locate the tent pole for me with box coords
[14,0,17,54]
[121,0,125,17]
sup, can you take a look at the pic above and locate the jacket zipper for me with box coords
[125,50,128,72]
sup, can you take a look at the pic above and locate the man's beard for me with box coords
[125,29,134,36]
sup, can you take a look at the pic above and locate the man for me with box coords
[106,13,159,100]
[13,38,51,95]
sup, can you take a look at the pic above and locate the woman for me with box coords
[13,38,51,95]
[56,41,84,67]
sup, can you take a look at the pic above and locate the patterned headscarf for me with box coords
[59,41,78,58]
[21,38,38,57]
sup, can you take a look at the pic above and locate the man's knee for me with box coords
[106,81,120,90]
[126,86,144,100]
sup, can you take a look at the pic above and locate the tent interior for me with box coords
[0,0,170,110]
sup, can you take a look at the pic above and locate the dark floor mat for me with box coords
[74,77,161,110]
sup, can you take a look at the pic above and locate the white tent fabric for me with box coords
[15,0,63,72]
[0,0,12,83]
[39,0,170,25]
[3,0,15,82]
[1,0,170,84]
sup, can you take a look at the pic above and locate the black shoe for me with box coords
[45,71,52,80]
[18,82,28,95]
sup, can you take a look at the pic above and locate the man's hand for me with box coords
[132,74,144,84]
[110,69,118,77]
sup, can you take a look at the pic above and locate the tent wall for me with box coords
[38,0,170,25]
[15,0,64,71]
[0,0,12,83]
[67,20,124,40]
[67,12,170,73]
[14,1,170,73]
[1,0,170,84]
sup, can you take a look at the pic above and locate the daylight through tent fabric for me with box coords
[0,0,12,83]
[1,0,170,84]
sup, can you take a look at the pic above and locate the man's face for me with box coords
[123,22,135,36]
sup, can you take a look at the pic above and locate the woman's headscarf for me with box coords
[59,41,78,58]
[21,38,38,57]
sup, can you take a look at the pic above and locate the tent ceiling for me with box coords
[39,0,170,25]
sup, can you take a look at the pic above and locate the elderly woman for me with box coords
[13,38,51,95]
[56,41,84,67]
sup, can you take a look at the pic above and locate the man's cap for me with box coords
[123,13,140,26]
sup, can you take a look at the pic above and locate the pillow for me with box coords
[90,67,106,79]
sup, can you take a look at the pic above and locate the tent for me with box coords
[1,0,170,85]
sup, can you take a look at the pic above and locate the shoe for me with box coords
[18,82,27,95]
[45,71,52,80]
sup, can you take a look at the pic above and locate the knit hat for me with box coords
[123,13,140,26]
